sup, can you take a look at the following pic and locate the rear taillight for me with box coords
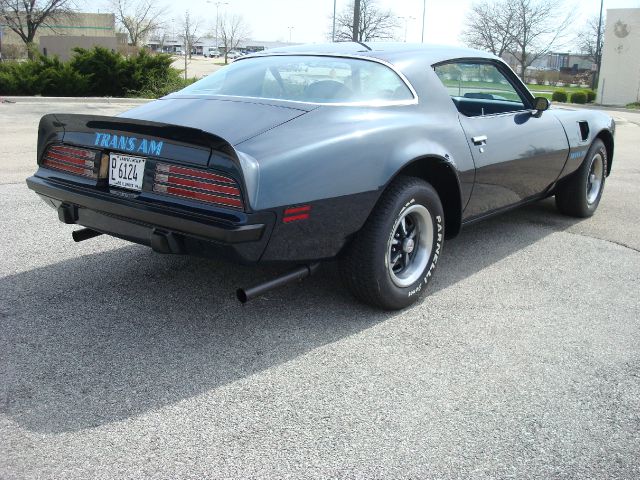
[153,163,243,210]
[42,145,99,178]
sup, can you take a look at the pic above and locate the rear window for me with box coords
[178,55,414,105]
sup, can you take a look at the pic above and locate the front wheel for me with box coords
[555,139,608,217]
[340,176,444,310]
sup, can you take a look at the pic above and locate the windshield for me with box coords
[177,55,415,105]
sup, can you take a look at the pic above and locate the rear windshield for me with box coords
[178,55,415,105]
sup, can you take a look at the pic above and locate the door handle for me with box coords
[472,135,488,145]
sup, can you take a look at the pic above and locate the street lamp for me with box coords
[332,0,337,42]
[287,26,294,43]
[421,0,426,43]
[207,1,228,49]
[592,0,604,90]
[399,16,416,42]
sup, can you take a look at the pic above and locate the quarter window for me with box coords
[434,62,528,117]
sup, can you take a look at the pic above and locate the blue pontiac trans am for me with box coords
[27,42,615,309]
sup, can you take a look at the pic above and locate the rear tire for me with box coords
[555,139,607,218]
[340,176,444,310]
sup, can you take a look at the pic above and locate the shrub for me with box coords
[41,62,90,97]
[70,47,127,96]
[124,49,186,97]
[570,91,587,104]
[551,90,568,102]
[0,57,53,95]
[0,47,186,98]
[584,89,597,103]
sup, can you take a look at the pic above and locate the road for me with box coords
[1,100,639,479]
[171,56,225,79]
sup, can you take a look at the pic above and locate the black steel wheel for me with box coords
[340,176,444,310]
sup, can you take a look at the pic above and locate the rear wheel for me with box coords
[555,139,608,217]
[340,176,444,310]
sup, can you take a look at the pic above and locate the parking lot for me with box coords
[1,99,639,479]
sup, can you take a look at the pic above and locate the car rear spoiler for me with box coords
[38,113,239,172]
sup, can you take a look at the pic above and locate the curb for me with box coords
[1,96,152,104]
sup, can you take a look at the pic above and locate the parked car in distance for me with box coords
[26,42,614,309]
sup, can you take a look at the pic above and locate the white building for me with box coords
[598,8,640,106]
[146,38,299,56]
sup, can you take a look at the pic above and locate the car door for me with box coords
[433,60,569,219]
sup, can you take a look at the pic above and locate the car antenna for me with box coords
[355,41,372,51]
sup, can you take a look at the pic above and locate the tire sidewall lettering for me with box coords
[420,214,443,290]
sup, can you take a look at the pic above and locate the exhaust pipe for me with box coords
[72,228,103,242]
[237,263,320,303]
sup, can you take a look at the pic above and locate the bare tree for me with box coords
[0,0,74,58]
[509,0,572,79]
[179,10,200,79]
[111,0,167,47]
[219,14,249,64]
[461,0,517,57]
[576,15,604,63]
[150,25,170,53]
[461,0,572,79]
[332,0,399,42]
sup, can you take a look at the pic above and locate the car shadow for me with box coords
[1,197,582,434]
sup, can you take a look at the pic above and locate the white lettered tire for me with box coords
[340,176,444,310]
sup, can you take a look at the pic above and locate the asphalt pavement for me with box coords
[1,99,639,479]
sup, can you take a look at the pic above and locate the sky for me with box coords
[94,0,640,47]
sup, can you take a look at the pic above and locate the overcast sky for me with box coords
[95,0,640,46]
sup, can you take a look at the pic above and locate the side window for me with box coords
[433,62,528,117]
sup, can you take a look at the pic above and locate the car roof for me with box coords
[250,42,498,66]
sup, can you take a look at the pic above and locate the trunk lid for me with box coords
[120,97,312,146]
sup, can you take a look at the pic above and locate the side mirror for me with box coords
[533,96,550,117]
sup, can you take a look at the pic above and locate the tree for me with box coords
[0,0,74,58]
[179,10,200,79]
[461,0,572,79]
[576,15,604,64]
[111,0,167,47]
[150,26,170,53]
[509,0,572,79]
[219,14,249,65]
[461,0,517,57]
[332,0,399,42]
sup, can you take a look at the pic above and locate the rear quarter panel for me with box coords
[550,107,615,178]
[236,104,475,212]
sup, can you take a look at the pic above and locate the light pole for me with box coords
[592,0,604,90]
[399,16,416,42]
[421,0,426,43]
[208,1,228,50]
[287,26,295,43]
[332,0,337,42]
[352,0,361,41]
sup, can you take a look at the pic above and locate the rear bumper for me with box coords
[27,175,275,263]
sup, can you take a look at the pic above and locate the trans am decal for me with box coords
[94,132,164,156]
[569,150,586,161]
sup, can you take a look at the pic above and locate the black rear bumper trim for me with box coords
[27,175,265,244]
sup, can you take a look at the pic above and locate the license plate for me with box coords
[109,154,146,191]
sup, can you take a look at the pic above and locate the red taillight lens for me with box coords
[42,145,98,178]
[153,163,243,210]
